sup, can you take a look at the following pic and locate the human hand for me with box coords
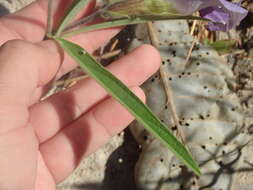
[0,0,160,190]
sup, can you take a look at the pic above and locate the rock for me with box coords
[0,0,33,13]
[129,21,252,190]
[57,134,124,190]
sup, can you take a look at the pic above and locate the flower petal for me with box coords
[166,0,248,31]
[200,0,248,31]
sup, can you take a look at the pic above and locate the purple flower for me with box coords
[167,0,248,31]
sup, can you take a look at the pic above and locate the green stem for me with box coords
[62,15,205,38]
[46,0,54,35]
[64,10,102,32]
[62,18,146,38]
[55,0,90,36]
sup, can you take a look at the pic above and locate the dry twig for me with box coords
[146,22,186,144]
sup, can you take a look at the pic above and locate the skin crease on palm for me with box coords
[0,0,160,189]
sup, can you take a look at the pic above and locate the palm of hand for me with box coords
[0,0,160,189]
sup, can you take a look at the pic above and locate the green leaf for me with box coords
[55,37,201,176]
[63,15,206,37]
[55,0,89,36]
[204,39,236,54]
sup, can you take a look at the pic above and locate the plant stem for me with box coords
[62,15,205,38]
[63,10,102,32]
[63,1,124,33]
[55,0,92,37]
[46,0,54,36]
[62,18,146,38]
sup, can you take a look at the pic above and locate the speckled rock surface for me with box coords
[128,21,253,190]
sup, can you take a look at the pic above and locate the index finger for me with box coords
[0,0,95,44]
[0,0,121,92]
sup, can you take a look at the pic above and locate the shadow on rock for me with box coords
[0,4,9,17]
[101,128,141,190]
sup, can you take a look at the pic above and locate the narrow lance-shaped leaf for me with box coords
[55,0,89,36]
[55,38,201,176]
